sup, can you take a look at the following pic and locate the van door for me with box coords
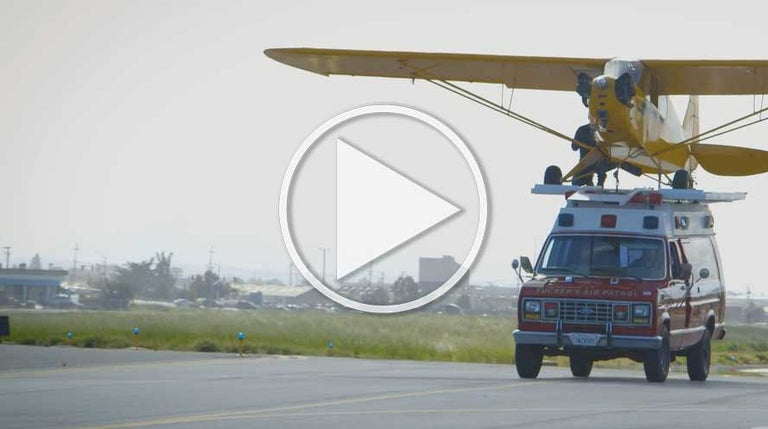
[677,236,721,348]
[659,241,688,349]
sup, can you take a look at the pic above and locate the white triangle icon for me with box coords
[336,139,461,280]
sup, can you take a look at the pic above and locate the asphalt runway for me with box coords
[2,344,768,429]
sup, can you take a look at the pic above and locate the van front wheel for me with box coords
[570,353,593,378]
[515,344,543,379]
[644,325,671,382]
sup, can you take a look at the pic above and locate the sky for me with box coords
[1,0,768,293]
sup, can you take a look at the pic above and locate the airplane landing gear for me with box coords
[672,170,693,189]
[544,165,563,185]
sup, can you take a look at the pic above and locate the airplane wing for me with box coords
[264,48,607,91]
[643,60,768,95]
[690,143,768,176]
[266,48,768,95]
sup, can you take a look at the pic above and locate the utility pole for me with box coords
[96,252,107,279]
[319,248,327,283]
[71,243,79,286]
[207,246,215,272]
[2,246,10,270]
[368,262,373,287]
[288,262,293,286]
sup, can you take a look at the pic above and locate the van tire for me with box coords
[569,354,593,378]
[687,328,711,381]
[544,166,563,185]
[644,325,671,382]
[515,344,543,379]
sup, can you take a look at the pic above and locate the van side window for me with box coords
[669,242,680,279]
[679,236,720,280]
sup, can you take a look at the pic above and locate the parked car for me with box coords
[44,295,82,309]
[173,299,196,308]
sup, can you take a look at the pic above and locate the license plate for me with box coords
[569,333,600,346]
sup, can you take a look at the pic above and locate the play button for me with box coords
[279,105,487,313]
[336,139,461,280]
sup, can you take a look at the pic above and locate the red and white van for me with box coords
[512,185,743,382]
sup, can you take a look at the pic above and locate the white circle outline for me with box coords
[279,105,488,314]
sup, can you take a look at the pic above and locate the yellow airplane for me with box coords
[265,48,768,188]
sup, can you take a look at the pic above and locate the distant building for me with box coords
[0,268,68,304]
[233,284,328,306]
[418,255,468,293]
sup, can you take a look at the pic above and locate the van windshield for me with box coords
[537,235,666,280]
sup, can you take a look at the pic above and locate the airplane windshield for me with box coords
[537,235,665,280]
[604,59,645,84]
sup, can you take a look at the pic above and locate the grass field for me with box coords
[2,309,767,367]
[1,309,516,363]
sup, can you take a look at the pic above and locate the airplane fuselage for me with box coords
[585,59,690,173]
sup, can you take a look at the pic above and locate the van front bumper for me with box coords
[513,329,662,350]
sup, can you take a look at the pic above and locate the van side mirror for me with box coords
[511,259,523,283]
[520,256,534,274]
[675,263,692,280]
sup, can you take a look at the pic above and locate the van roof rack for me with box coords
[531,184,746,204]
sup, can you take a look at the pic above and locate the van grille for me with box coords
[559,300,613,324]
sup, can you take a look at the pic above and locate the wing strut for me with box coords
[651,105,768,157]
[415,71,596,152]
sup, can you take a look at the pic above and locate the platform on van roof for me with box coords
[532,184,746,205]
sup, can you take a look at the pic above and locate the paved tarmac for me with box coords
[1,344,768,429]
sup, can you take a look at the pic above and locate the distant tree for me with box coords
[171,267,184,279]
[362,286,389,305]
[392,275,419,303]
[113,259,154,297]
[102,279,134,302]
[190,270,232,300]
[150,252,175,299]
[90,277,133,309]
[105,252,177,300]
[29,254,42,270]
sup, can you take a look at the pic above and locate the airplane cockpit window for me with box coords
[604,59,644,84]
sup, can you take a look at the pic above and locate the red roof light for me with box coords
[648,192,662,205]
[601,214,617,228]
[629,192,662,205]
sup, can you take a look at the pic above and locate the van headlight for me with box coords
[632,303,651,324]
[523,299,542,320]
[525,300,541,313]
[633,303,651,317]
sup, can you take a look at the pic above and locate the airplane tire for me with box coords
[687,329,711,381]
[569,353,593,378]
[644,325,671,382]
[515,344,543,379]
[544,165,563,185]
[672,170,691,189]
